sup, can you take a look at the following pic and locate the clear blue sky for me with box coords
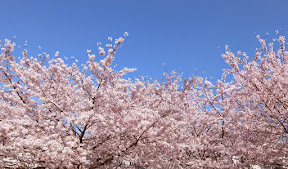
[1,0,288,81]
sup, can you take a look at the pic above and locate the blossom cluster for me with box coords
[0,32,287,168]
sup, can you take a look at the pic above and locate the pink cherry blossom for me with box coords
[0,32,287,168]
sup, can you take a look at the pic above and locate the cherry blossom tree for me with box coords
[199,33,288,168]
[0,34,205,168]
[0,32,287,169]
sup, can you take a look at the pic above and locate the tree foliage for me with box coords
[0,33,287,168]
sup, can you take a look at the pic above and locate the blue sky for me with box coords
[1,0,288,82]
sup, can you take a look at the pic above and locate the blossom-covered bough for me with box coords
[0,32,287,168]
[216,34,288,167]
